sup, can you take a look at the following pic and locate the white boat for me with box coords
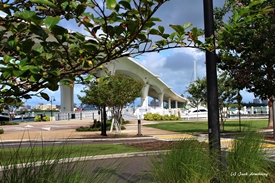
[0,111,23,121]
[181,107,208,119]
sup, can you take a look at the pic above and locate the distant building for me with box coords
[20,105,32,110]
[33,103,57,110]
[262,99,268,105]
[253,98,260,104]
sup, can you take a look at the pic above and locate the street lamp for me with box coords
[50,96,56,117]
[203,0,222,181]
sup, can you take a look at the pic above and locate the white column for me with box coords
[141,84,150,108]
[60,85,74,112]
[175,101,178,108]
[158,93,164,109]
[168,98,171,109]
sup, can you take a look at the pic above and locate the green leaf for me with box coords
[46,69,60,76]
[2,72,11,79]
[22,95,32,99]
[75,4,86,16]
[233,9,240,23]
[106,0,117,10]
[14,10,36,20]
[161,33,169,39]
[170,24,185,35]
[4,98,14,104]
[13,70,27,76]
[183,22,192,30]
[148,28,160,35]
[30,0,57,9]
[149,17,162,22]
[47,82,59,91]
[40,92,49,101]
[30,74,41,82]
[29,66,40,74]
[21,40,35,52]
[119,1,131,10]
[158,26,165,34]
[44,16,61,29]
[51,25,68,36]
[29,24,48,40]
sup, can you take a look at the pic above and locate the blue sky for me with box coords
[1,1,257,107]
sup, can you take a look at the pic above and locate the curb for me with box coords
[0,150,169,171]
[0,136,157,143]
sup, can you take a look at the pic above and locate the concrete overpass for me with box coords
[60,57,187,112]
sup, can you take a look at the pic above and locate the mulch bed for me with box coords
[126,141,176,151]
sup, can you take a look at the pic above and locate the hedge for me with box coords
[143,113,180,121]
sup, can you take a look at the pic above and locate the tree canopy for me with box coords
[78,73,143,133]
[186,71,238,110]
[0,0,205,106]
[78,73,143,108]
[215,0,275,99]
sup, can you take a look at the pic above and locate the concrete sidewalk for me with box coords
[0,118,186,141]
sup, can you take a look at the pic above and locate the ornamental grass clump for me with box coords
[222,131,275,183]
[150,139,214,183]
[150,131,275,183]
[0,139,123,183]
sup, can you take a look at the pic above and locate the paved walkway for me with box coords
[1,118,275,151]
[0,118,187,141]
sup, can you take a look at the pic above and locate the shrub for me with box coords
[76,119,126,132]
[43,116,50,121]
[144,113,180,121]
[0,122,19,125]
[34,115,50,122]
[0,128,4,134]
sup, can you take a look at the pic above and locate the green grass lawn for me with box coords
[143,119,268,133]
[0,143,142,166]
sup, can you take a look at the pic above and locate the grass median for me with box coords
[0,143,143,166]
[143,119,268,133]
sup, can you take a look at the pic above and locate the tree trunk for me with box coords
[268,97,273,128]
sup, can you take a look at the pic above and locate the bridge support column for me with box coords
[60,85,74,112]
[141,84,150,108]
[158,93,164,109]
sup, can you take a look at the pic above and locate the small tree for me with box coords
[78,73,144,134]
[186,72,238,131]
[186,78,207,123]
[215,0,275,127]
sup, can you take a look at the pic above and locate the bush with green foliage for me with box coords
[0,128,4,134]
[144,113,180,121]
[76,119,127,132]
[0,122,19,125]
[34,115,50,122]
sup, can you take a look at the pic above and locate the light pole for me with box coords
[50,96,56,117]
[203,0,221,181]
